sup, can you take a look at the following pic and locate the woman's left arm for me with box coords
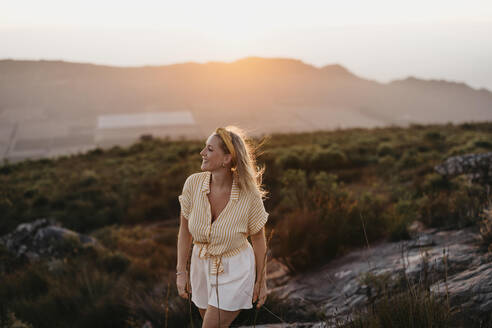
[250,227,268,307]
[251,226,267,279]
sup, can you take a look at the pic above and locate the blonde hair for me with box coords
[214,125,269,199]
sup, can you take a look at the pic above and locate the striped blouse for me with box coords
[178,170,269,275]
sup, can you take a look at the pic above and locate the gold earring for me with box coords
[221,163,225,168]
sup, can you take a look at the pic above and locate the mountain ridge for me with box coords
[0,56,491,163]
[2,57,488,94]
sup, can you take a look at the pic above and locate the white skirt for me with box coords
[190,242,256,311]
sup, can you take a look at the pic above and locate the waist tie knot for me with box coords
[194,241,224,276]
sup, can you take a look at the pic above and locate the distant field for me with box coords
[0,111,201,163]
[97,111,194,128]
[1,106,489,164]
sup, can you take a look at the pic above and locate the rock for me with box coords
[142,321,153,328]
[431,262,492,320]
[256,225,492,326]
[266,258,290,288]
[407,220,427,237]
[434,151,492,184]
[240,323,328,328]
[0,218,99,264]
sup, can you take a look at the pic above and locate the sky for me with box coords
[2,0,492,90]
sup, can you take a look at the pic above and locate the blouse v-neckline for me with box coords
[208,193,229,224]
[202,171,240,225]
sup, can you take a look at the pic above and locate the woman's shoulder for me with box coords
[184,171,208,187]
[188,171,209,180]
[241,187,264,202]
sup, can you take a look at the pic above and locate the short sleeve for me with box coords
[178,175,193,220]
[248,193,269,235]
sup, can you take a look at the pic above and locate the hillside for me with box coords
[0,121,491,327]
[1,57,491,163]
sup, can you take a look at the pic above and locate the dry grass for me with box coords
[479,202,492,252]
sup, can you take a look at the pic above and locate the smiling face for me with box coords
[200,134,232,172]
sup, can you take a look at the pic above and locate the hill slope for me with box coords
[0,57,491,162]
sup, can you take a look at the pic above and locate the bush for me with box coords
[377,142,395,157]
[376,155,396,176]
[278,169,308,210]
[346,287,452,327]
[417,179,487,228]
[1,263,129,328]
[421,173,452,193]
[387,198,418,242]
[309,147,348,171]
[344,250,454,328]
[99,251,130,274]
[397,149,420,170]
[273,208,326,272]
[479,205,492,252]
[424,130,444,142]
[54,233,84,256]
[274,149,304,170]
[312,171,339,195]
[273,188,391,273]
[472,136,492,149]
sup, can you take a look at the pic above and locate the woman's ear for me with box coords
[224,154,233,167]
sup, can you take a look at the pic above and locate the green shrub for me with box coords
[79,169,99,187]
[1,263,129,328]
[421,173,452,193]
[273,188,391,273]
[278,169,308,210]
[376,155,396,176]
[377,142,395,157]
[417,178,487,228]
[387,198,418,241]
[473,138,492,149]
[424,130,443,142]
[312,171,339,195]
[275,149,304,170]
[309,147,348,170]
[344,143,374,167]
[397,149,420,170]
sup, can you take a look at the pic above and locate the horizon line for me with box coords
[0,55,489,93]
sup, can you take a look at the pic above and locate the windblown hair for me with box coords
[214,125,269,199]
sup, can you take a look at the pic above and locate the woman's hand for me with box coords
[176,213,192,299]
[176,273,191,299]
[252,279,268,308]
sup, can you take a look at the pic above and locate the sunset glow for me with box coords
[2,0,492,89]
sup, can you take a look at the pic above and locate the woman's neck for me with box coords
[210,170,233,191]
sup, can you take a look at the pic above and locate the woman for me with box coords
[176,125,269,328]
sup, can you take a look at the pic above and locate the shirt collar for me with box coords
[201,171,240,201]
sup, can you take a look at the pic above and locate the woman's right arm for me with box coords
[176,213,192,298]
[176,213,192,272]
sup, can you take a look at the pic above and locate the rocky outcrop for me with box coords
[240,224,492,327]
[434,151,492,184]
[0,218,98,264]
[431,262,492,319]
